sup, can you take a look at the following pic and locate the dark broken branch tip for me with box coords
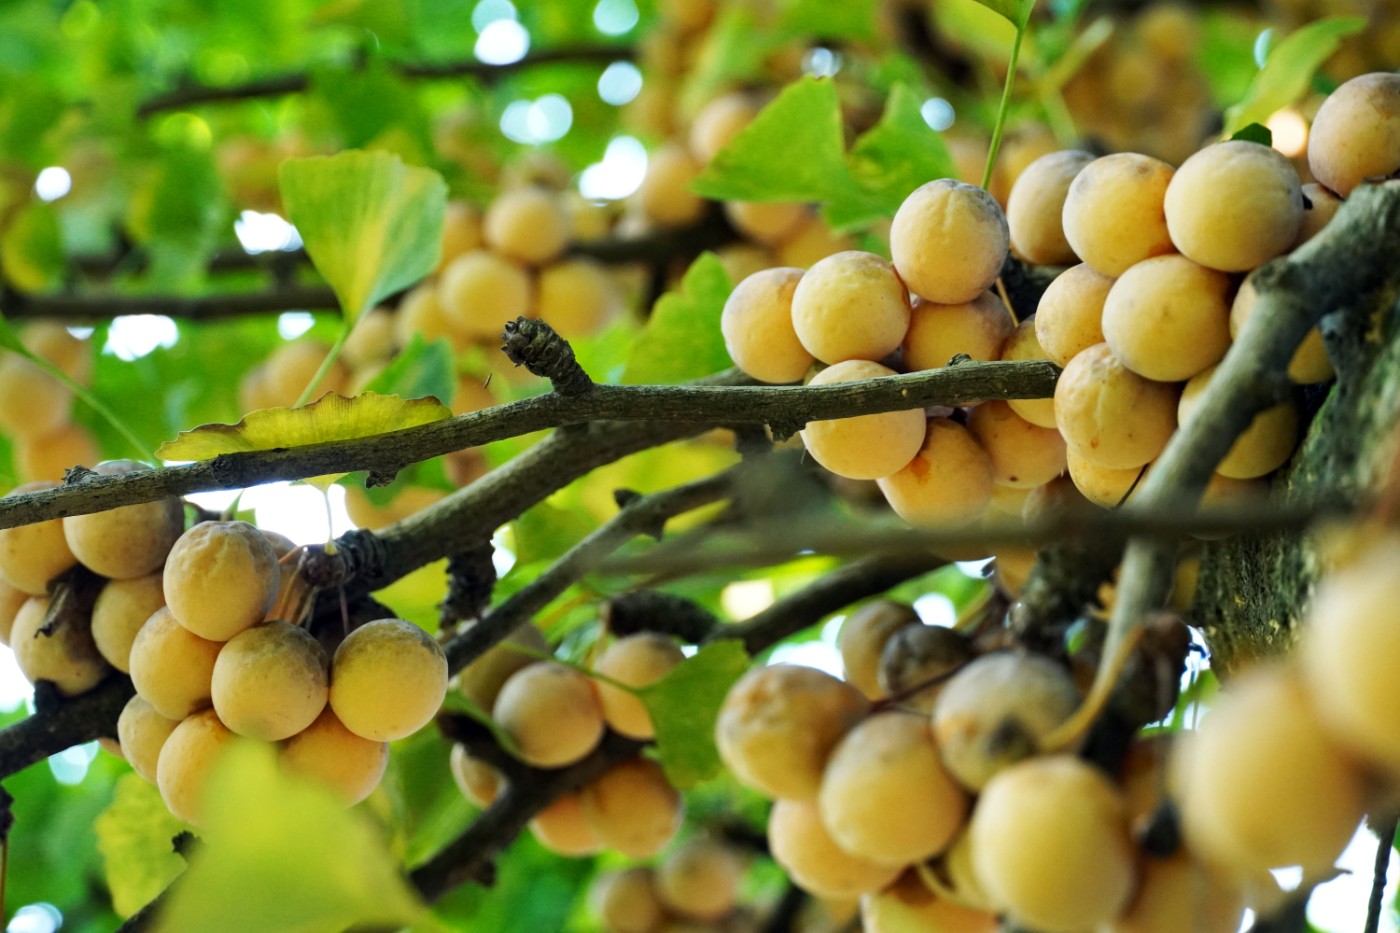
[500,318,593,396]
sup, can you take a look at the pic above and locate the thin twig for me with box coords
[137,45,634,118]
[2,284,339,322]
[1365,817,1396,933]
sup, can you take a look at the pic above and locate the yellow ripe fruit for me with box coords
[438,250,534,341]
[775,214,853,268]
[791,251,910,365]
[484,186,570,266]
[581,757,682,858]
[800,360,926,481]
[1104,852,1245,933]
[330,618,447,742]
[15,423,99,483]
[0,356,71,440]
[395,282,466,351]
[590,867,665,933]
[436,200,484,274]
[164,521,281,642]
[530,791,603,856]
[449,743,504,808]
[157,708,240,826]
[10,595,110,696]
[861,870,998,933]
[1308,72,1400,197]
[1230,273,1332,385]
[890,179,1009,305]
[0,481,78,595]
[593,632,684,740]
[1034,262,1113,367]
[877,419,994,528]
[723,200,808,246]
[92,573,166,672]
[535,259,621,338]
[838,600,919,699]
[117,694,181,783]
[721,267,812,384]
[280,707,388,806]
[63,460,184,580]
[902,292,1014,372]
[715,663,870,801]
[341,307,396,370]
[259,340,349,407]
[1061,153,1175,277]
[656,838,745,921]
[1164,140,1303,272]
[1054,343,1179,470]
[458,623,549,711]
[130,606,222,720]
[1102,254,1232,382]
[494,661,605,768]
[690,92,756,164]
[638,144,706,228]
[0,579,27,644]
[970,755,1136,932]
[212,620,329,741]
[818,711,969,864]
[1000,317,1057,428]
[22,322,91,384]
[1300,539,1400,777]
[1066,447,1147,509]
[1006,150,1094,265]
[1179,366,1298,479]
[768,798,903,899]
[1294,182,1343,248]
[1175,666,1365,878]
[966,400,1066,489]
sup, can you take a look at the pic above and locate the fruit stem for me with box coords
[1040,623,1146,752]
[295,318,351,408]
[981,23,1027,191]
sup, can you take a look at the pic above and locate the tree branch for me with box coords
[0,361,1058,533]
[1100,183,1400,689]
[0,675,131,779]
[136,45,634,118]
[2,284,339,322]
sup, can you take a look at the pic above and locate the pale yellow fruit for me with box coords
[493,661,605,767]
[1104,852,1245,933]
[63,460,184,580]
[1102,254,1232,381]
[22,322,91,383]
[92,573,166,672]
[1308,72,1400,197]
[1000,317,1057,428]
[280,706,388,806]
[438,250,534,341]
[720,267,812,384]
[657,838,745,921]
[838,600,919,699]
[582,757,682,858]
[394,282,464,351]
[341,307,396,369]
[1164,140,1303,272]
[890,179,1009,304]
[715,663,869,801]
[117,694,180,783]
[861,870,998,933]
[436,200,484,274]
[800,361,925,480]
[1175,666,1365,878]
[1066,447,1147,508]
[775,214,853,268]
[258,340,349,407]
[330,618,447,742]
[1006,150,1094,265]
[768,798,903,899]
[15,423,99,483]
[0,481,78,595]
[724,201,808,246]
[0,356,71,440]
[639,144,706,228]
[156,708,240,826]
[1061,153,1175,277]
[590,867,665,933]
[1230,273,1332,385]
[212,620,329,741]
[129,606,222,720]
[690,92,756,164]
[1034,262,1113,366]
[530,791,603,856]
[971,755,1136,932]
[535,259,621,338]
[594,632,685,740]
[449,743,504,808]
[458,623,549,711]
[818,711,969,864]
[10,595,110,696]
[484,187,569,266]
[1294,182,1343,248]
[791,251,910,364]
[1054,343,1178,470]
[164,520,280,642]
[966,400,1066,489]
[902,292,1014,371]
[0,579,27,644]
[877,419,994,528]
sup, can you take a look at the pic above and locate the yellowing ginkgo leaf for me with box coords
[153,741,432,933]
[279,149,447,324]
[157,392,451,488]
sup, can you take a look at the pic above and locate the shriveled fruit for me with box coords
[838,600,919,699]
[932,652,1081,790]
[878,623,974,714]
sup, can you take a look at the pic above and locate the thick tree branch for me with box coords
[0,361,1058,532]
[1101,183,1400,687]
[137,45,633,118]
[0,675,131,778]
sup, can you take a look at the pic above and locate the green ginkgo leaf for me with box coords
[1222,17,1367,136]
[279,150,447,324]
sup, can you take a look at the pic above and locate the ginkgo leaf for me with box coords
[1222,17,1367,136]
[157,391,451,488]
[153,741,432,933]
[279,150,447,324]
